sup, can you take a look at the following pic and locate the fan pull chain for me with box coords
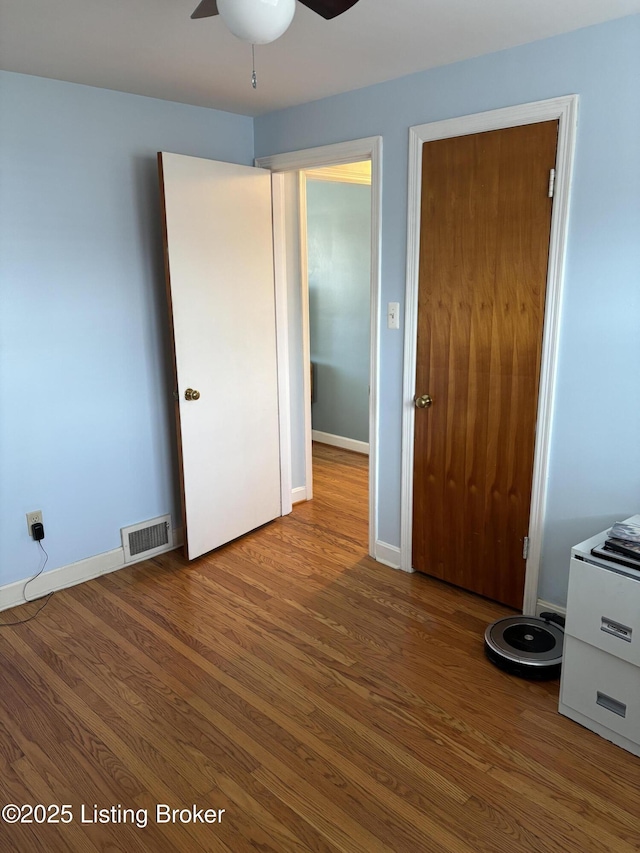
[251,44,257,89]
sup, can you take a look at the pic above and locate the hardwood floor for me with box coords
[1,442,638,852]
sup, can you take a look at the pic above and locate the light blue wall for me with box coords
[255,16,640,606]
[2,16,639,607]
[0,71,254,586]
[307,179,371,444]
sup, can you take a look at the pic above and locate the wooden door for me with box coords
[412,121,558,608]
[158,152,281,560]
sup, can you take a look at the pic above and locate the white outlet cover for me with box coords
[26,510,43,534]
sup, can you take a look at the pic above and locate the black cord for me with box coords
[540,610,566,630]
[0,541,53,627]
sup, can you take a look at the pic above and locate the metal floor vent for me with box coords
[121,515,173,563]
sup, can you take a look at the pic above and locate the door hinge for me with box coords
[523,536,530,560]
[548,169,555,198]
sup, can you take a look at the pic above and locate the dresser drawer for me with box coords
[560,636,640,745]
[565,557,640,666]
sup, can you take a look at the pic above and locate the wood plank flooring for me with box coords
[1,442,638,852]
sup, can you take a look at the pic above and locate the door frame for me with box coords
[257,136,383,558]
[400,96,579,614]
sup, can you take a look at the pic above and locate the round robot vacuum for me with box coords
[484,615,564,680]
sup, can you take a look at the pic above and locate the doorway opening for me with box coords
[301,161,372,533]
[256,136,382,560]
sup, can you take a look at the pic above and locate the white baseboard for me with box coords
[375,540,408,571]
[291,486,307,504]
[0,527,183,613]
[535,599,567,618]
[312,430,369,455]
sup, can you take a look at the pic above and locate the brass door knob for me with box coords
[184,388,201,401]
[414,394,433,409]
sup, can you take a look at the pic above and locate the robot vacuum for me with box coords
[484,613,564,680]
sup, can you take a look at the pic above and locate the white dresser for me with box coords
[559,528,640,757]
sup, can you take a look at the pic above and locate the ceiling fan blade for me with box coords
[191,0,219,20]
[297,0,360,20]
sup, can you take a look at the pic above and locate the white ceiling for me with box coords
[1,0,638,117]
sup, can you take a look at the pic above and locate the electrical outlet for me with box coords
[26,510,43,536]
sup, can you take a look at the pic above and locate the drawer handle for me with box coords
[601,617,632,643]
[596,691,627,718]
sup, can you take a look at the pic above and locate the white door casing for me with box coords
[400,96,579,613]
[257,136,383,560]
[159,152,282,560]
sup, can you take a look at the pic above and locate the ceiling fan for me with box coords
[191,0,361,45]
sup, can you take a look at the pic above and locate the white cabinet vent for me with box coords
[121,515,173,563]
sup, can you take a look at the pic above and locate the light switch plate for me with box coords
[387,302,400,329]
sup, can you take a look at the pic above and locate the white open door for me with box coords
[158,152,281,560]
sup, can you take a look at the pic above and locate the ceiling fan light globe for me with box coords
[217,0,296,45]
